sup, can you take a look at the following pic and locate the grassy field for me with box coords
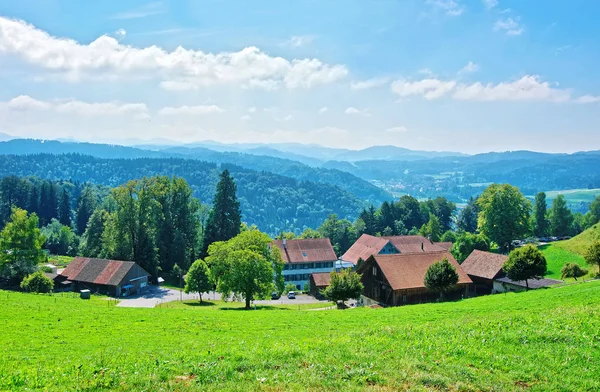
[555,223,600,256]
[543,188,600,204]
[2,282,600,391]
[156,299,334,311]
[45,255,75,268]
[540,244,590,280]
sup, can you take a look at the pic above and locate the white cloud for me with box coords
[391,79,457,100]
[344,107,371,116]
[247,107,257,113]
[458,61,479,75]
[111,2,166,20]
[318,106,329,114]
[426,0,464,16]
[283,114,293,121]
[282,35,315,48]
[391,75,580,103]
[240,114,251,121]
[494,17,524,36]
[385,126,408,134]
[157,105,225,116]
[4,95,149,117]
[350,77,390,90]
[0,16,348,90]
[482,0,498,9]
[114,28,127,41]
[576,95,600,104]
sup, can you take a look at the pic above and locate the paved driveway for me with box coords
[254,294,325,306]
[116,286,220,308]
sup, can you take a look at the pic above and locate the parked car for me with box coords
[271,292,281,300]
[287,291,296,299]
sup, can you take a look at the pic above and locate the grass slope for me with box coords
[540,244,590,280]
[2,283,600,391]
[556,223,600,255]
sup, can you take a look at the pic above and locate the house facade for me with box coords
[357,251,472,306]
[272,238,339,290]
[309,272,331,298]
[58,257,151,297]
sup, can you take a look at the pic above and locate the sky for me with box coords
[1,0,599,153]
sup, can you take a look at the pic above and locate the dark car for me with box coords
[271,292,281,300]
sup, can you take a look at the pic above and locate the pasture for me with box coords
[1,281,600,391]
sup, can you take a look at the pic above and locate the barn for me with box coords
[58,257,151,297]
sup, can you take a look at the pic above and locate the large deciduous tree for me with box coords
[450,232,490,263]
[321,269,364,309]
[201,170,241,258]
[477,184,531,251]
[184,259,212,302]
[549,195,573,237]
[0,208,46,283]
[206,229,283,309]
[502,245,547,290]
[584,241,600,275]
[533,192,550,237]
[424,258,459,300]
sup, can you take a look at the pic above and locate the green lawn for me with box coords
[540,243,591,280]
[45,255,74,268]
[2,282,600,391]
[156,299,333,311]
[555,223,600,256]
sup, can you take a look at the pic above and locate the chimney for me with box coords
[283,238,287,249]
[421,242,424,251]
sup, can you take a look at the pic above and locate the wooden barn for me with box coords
[357,251,472,306]
[309,272,332,298]
[57,257,151,297]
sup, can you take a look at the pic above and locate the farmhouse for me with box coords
[341,234,447,266]
[58,257,151,297]
[309,272,331,298]
[461,250,562,293]
[357,251,472,306]
[272,238,340,290]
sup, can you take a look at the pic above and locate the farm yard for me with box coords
[1,281,600,391]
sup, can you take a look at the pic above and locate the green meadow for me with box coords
[2,281,600,391]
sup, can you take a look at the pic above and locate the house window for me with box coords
[372,266,377,276]
[302,252,307,257]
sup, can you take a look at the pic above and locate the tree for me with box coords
[0,208,46,283]
[420,214,442,242]
[20,271,54,293]
[589,196,600,226]
[456,197,478,233]
[206,229,284,309]
[184,259,212,302]
[502,245,547,290]
[201,170,241,257]
[359,205,378,235]
[79,209,109,257]
[450,232,490,263]
[41,219,77,256]
[560,263,588,281]
[532,192,550,237]
[440,230,457,243]
[39,181,58,226]
[423,258,459,300]
[478,184,531,251]
[549,195,573,237]
[75,186,98,235]
[321,269,363,309]
[584,241,600,275]
[58,188,71,227]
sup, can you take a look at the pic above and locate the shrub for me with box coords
[424,258,459,300]
[20,271,54,293]
[284,283,297,294]
[322,269,363,309]
[560,263,588,281]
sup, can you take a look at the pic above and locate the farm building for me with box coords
[272,238,342,290]
[309,272,332,298]
[357,251,472,306]
[57,257,151,297]
[341,234,448,266]
[461,250,562,293]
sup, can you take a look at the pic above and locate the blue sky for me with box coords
[1,0,599,153]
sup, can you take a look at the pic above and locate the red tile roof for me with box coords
[272,238,337,264]
[60,257,149,287]
[366,251,472,291]
[310,272,332,287]
[461,250,508,280]
[342,234,447,265]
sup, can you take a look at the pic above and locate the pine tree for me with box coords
[39,181,58,226]
[75,186,98,234]
[27,184,40,216]
[201,170,241,257]
[549,195,573,237]
[533,192,550,237]
[58,188,71,227]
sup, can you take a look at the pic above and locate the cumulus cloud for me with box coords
[482,0,498,9]
[157,105,225,116]
[318,106,329,114]
[426,0,464,16]
[240,114,251,121]
[575,95,600,104]
[247,107,257,113]
[282,35,315,48]
[385,126,409,134]
[391,75,581,103]
[494,17,524,36]
[4,95,149,117]
[344,107,371,116]
[350,77,390,90]
[458,61,479,75]
[0,16,348,90]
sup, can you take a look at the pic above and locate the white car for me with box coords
[287,291,296,299]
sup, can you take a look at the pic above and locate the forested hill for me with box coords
[0,154,365,235]
[0,139,390,205]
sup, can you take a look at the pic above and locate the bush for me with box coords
[424,258,459,300]
[20,271,54,293]
[560,263,588,281]
[284,283,297,294]
[303,282,310,293]
[321,269,363,309]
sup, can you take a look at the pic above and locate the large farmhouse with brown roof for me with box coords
[341,234,447,266]
[58,257,151,297]
[356,251,472,306]
[461,250,562,293]
[272,238,340,290]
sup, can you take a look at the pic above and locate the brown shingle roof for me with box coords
[60,257,148,287]
[461,250,508,280]
[311,272,331,287]
[368,251,472,291]
[272,238,337,264]
[342,234,447,265]
[435,242,453,251]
